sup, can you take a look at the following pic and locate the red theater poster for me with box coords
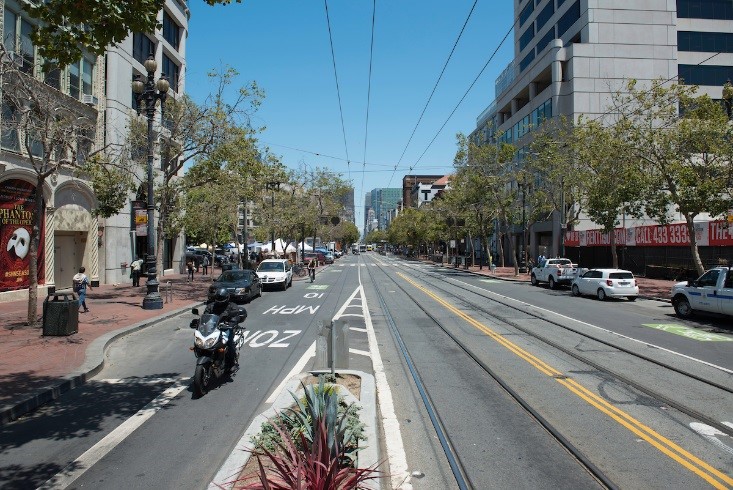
[0,179,45,292]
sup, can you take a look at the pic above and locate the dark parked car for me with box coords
[208,269,262,303]
[304,251,327,265]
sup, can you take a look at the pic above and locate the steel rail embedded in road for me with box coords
[394,259,733,439]
[367,258,614,490]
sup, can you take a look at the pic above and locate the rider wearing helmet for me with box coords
[204,287,247,371]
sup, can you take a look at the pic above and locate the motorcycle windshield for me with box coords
[198,314,221,336]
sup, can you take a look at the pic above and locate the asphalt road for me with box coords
[0,259,361,489]
[1,252,731,489]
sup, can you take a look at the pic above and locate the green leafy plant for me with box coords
[241,406,379,489]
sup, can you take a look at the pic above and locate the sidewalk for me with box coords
[0,272,209,424]
[425,261,676,300]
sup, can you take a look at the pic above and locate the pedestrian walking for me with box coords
[130,256,143,287]
[202,255,209,276]
[186,258,195,282]
[73,266,92,313]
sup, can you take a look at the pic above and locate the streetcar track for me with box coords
[365,257,614,490]
[388,257,733,439]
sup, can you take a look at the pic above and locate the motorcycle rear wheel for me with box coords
[194,364,212,397]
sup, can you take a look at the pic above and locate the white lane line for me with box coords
[333,286,362,320]
[349,348,371,357]
[98,377,180,385]
[690,423,733,456]
[265,341,316,404]
[350,327,368,332]
[337,313,365,319]
[400,261,733,375]
[358,266,412,489]
[39,378,188,489]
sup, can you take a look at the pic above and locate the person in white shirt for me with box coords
[131,256,144,287]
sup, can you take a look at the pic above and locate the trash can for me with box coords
[43,292,79,336]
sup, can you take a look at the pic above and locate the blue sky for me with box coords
[184,0,514,232]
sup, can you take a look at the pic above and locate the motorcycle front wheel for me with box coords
[193,364,213,397]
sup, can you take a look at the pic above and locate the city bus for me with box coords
[359,244,367,253]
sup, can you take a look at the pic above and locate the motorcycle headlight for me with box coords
[194,337,205,348]
[204,337,218,348]
[235,288,247,294]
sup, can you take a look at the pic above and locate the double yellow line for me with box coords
[397,272,733,489]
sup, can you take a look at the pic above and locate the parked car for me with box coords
[209,268,262,303]
[256,259,293,290]
[304,251,327,265]
[671,267,733,318]
[324,252,335,264]
[571,268,639,301]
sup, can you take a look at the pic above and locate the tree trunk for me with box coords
[610,229,618,269]
[27,176,44,327]
[498,232,505,267]
[685,214,705,276]
[501,212,518,275]
[156,213,164,276]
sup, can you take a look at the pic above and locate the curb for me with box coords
[0,301,204,426]
[209,370,379,490]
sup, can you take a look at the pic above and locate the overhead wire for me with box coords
[409,16,518,173]
[360,0,377,230]
[387,0,480,188]
[323,0,352,180]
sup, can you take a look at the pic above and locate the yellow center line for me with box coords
[396,272,733,489]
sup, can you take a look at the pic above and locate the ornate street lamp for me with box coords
[132,54,169,310]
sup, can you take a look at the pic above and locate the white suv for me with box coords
[571,268,638,301]
[256,259,293,291]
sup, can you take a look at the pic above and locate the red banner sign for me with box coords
[1,179,45,292]
[564,221,733,247]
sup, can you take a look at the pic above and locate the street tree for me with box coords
[22,0,242,67]
[454,133,518,272]
[0,47,122,326]
[615,79,733,275]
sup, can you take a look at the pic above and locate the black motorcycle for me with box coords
[189,307,245,397]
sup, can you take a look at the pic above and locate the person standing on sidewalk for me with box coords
[186,259,195,282]
[202,255,210,276]
[73,267,92,313]
[130,256,143,287]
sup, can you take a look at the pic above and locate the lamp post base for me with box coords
[143,274,163,310]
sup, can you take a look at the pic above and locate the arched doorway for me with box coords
[53,182,98,289]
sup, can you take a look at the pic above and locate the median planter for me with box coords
[213,372,381,489]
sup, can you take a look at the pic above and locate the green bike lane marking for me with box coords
[642,324,733,342]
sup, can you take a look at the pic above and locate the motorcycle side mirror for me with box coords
[189,318,199,329]
[192,308,199,315]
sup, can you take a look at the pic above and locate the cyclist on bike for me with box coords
[307,256,317,282]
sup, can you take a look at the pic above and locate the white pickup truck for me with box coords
[531,258,578,289]
[671,267,733,318]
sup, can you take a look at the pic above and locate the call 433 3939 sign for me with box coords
[564,221,733,247]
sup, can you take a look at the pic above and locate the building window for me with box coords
[557,0,581,38]
[537,25,557,53]
[163,12,181,50]
[678,31,733,52]
[536,1,555,32]
[19,19,34,74]
[82,58,94,95]
[162,54,179,92]
[679,64,733,86]
[520,49,535,72]
[69,61,80,99]
[520,24,535,51]
[677,0,733,20]
[133,33,156,64]
[4,9,17,53]
[43,61,62,91]
[1,100,20,152]
[519,1,534,27]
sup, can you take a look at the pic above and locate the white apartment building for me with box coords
[0,0,189,301]
[471,0,733,262]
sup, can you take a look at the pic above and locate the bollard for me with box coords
[315,321,329,370]
[165,281,173,303]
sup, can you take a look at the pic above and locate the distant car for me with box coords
[257,259,293,291]
[571,268,639,301]
[209,269,262,303]
[324,252,334,264]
